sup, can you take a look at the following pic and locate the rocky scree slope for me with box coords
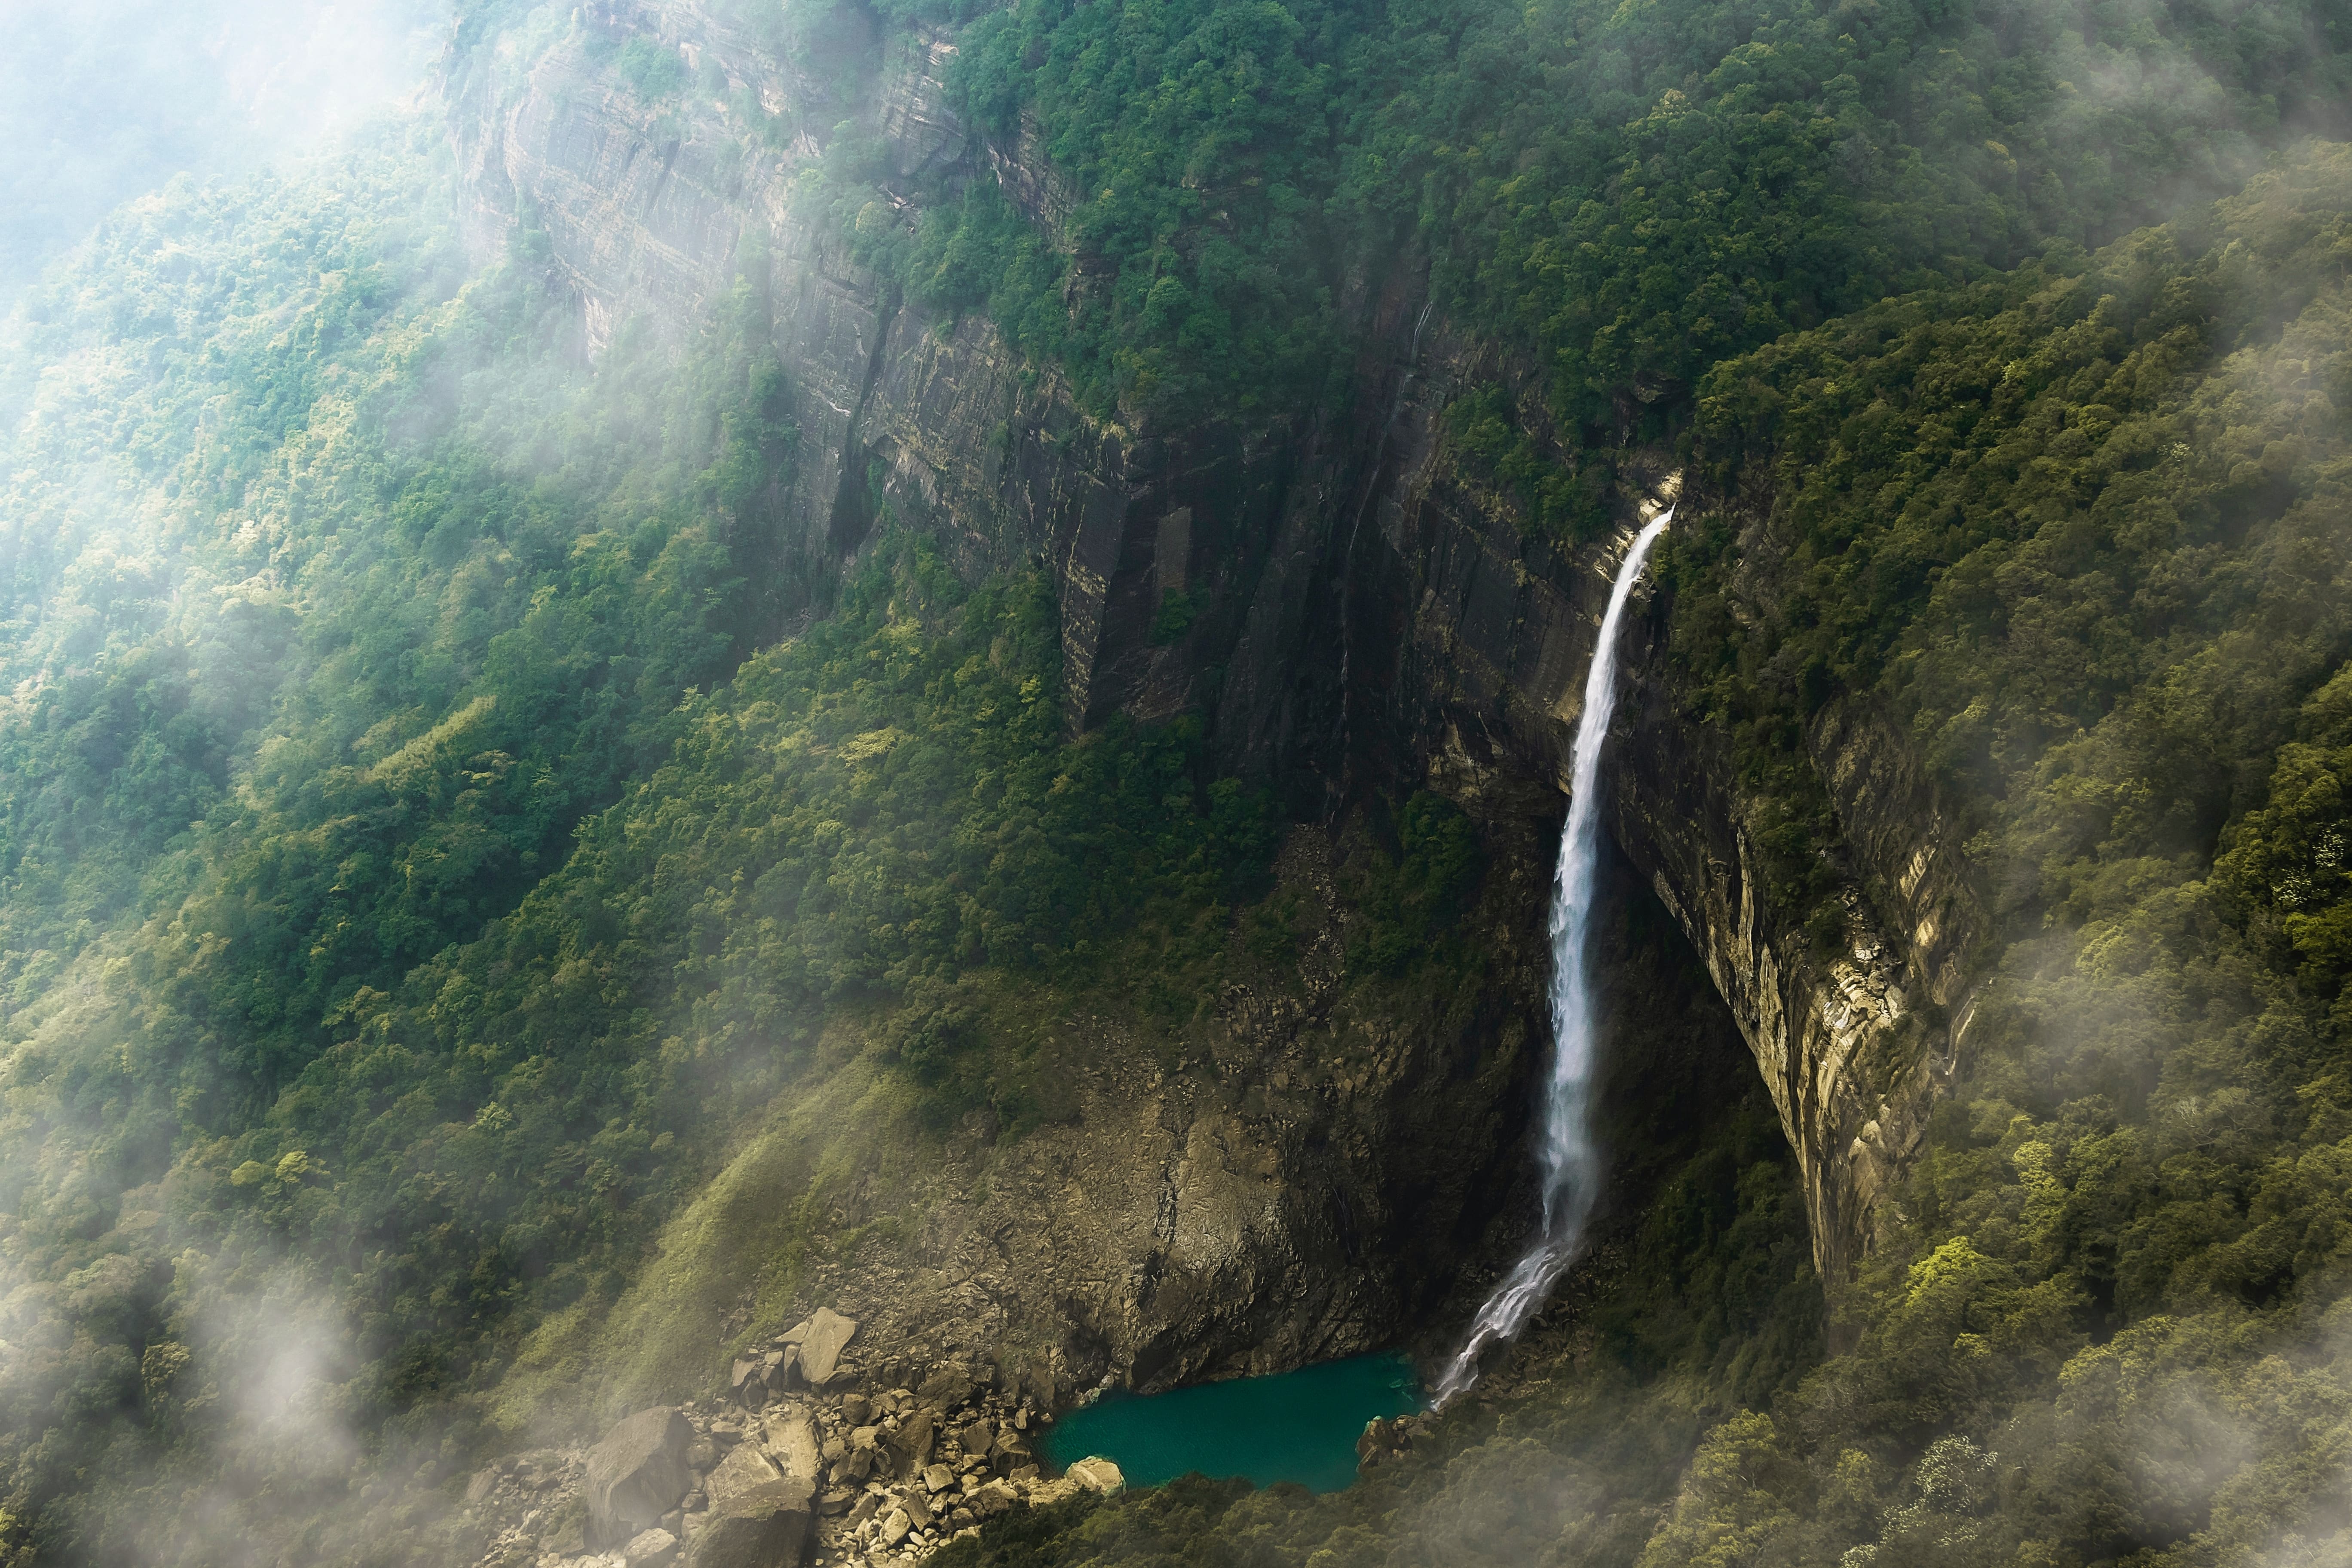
[463,1316,1120,1568]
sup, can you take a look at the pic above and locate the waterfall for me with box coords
[1432,506,1675,1406]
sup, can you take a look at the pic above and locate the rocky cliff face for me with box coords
[447,0,1987,1371]
[447,0,1298,730]
[1317,328,1993,1289]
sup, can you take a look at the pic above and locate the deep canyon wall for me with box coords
[447,0,1991,1369]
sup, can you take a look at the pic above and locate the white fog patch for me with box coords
[0,0,446,302]
[116,1267,371,1565]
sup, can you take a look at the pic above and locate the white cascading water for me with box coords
[1432,506,1675,1406]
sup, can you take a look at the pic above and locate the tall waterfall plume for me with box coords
[1433,505,1675,1405]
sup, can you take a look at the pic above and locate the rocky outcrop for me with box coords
[587,1408,694,1550]
[448,0,1988,1375]
[793,1308,859,1387]
[695,1431,815,1568]
[447,1,1297,730]
[698,822,1556,1396]
[1331,329,1991,1285]
[465,1335,1113,1568]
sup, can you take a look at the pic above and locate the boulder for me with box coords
[922,1464,955,1495]
[586,1408,694,1550]
[1023,1477,1081,1507]
[786,1308,858,1386]
[761,1406,821,1483]
[839,1394,872,1426]
[1066,1457,1126,1497]
[624,1526,681,1566]
[690,1443,813,1568]
[956,1418,994,1456]
[465,1464,503,1505]
[879,1508,913,1549]
[916,1365,972,1412]
[888,1410,935,1477]
[901,1488,934,1529]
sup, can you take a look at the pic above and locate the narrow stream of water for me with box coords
[1432,509,1675,1405]
[1042,1352,1423,1493]
[1041,513,1670,1491]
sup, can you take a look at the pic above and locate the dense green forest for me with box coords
[953,128,2352,1568]
[819,0,2349,438]
[0,111,1282,1564]
[5,0,2352,1565]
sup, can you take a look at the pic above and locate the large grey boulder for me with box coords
[586,1408,694,1549]
[916,1364,972,1411]
[690,1440,814,1568]
[888,1409,935,1478]
[762,1406,820,1481]
[990,1429,1034,1475]
[624,1526,681,1566]
[789,1308,858,1386]
[1067,1456,1127,1496]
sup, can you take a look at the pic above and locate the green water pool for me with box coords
[1041,1351,1424,1494]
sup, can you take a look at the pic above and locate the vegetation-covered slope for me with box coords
[966,138,2352,1568]
[0,114,1293,1564]
[6,2,2352,1566]
[827,0,2348,440]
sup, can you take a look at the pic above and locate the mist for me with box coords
[0,0,2349,1565]
[0,0,445,306]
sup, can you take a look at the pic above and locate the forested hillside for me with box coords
[3,1,2352,1566]
[835,0,2347,438]
[960,130,2352,1568]
[0,99,1312,1558]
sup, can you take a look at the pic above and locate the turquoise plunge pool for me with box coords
[1041,1350,1424,1494]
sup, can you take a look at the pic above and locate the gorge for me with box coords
[3,2,2350,1566]
[447,0,1969,1349]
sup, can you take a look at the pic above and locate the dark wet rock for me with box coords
[888,1410,935,1478]
[916,1366,971,1412]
